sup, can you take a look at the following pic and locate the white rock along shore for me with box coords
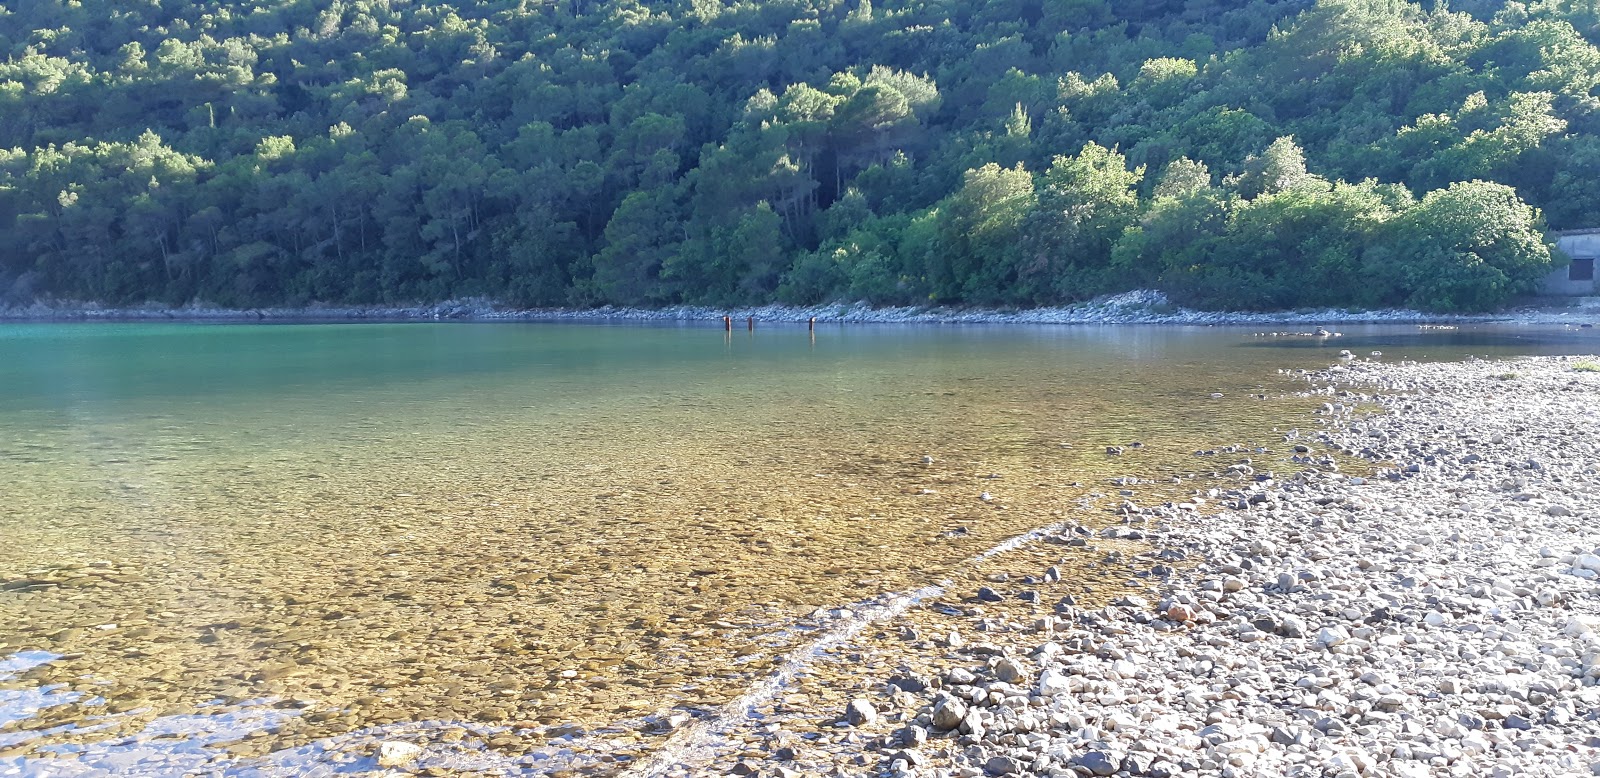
[5,290,1600,326]
[674,355,1600,778]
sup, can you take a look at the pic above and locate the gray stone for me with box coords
[844,699,876,726]
[1071,751,1118,776]
[984,755,1024,776]
[993,657,1026,683]
[1121,753,1154,775]
[893,749,928,767]
[959,707,985,737]
[1038,668,1072,696]
[895,724,928,747]
[1145,760,1181,778]
[1315,626,1349,648]
[931,698,967,730]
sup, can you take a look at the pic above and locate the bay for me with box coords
[0,320,1592,773]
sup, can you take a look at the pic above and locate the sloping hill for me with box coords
[0,0,1591,311]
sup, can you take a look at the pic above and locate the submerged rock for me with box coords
[376,741,422,767]
[844,698,876,726]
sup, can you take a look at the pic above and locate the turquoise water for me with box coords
[0,320,1593,774]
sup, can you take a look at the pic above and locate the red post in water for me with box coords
[723,315,731,332]
[747,316,754,331]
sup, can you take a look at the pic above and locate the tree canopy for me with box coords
[0,0,1587,312]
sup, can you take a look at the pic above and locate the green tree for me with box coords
[928,163,1035,304]
[1021,142,1145,300]
[592,187,683,305]
[1372,180,1553,312]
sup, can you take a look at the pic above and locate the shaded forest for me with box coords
[0,0,1592,312]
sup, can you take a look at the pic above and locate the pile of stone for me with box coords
[762,356,1600,778]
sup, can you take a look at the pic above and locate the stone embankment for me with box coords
[7,290,1597,325]
[705,356,1600,778]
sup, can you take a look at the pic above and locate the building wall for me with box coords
[1542,233,1600,296]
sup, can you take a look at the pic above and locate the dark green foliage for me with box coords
[0,0,1586,311]
[1371,180,1554,311]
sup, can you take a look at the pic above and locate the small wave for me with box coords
[0,648,667,777]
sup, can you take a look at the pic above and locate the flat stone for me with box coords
[1071,750,1118,776]
[984,755,1024,776]
[1316,626,1349,648]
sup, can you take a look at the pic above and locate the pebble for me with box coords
[844,699,875,727]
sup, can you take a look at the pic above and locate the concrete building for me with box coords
[1543,229,1600,296]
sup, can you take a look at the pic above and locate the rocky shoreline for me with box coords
[4,290,1598,326]
[643,355,1600,778]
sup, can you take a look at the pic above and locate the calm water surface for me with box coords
[0,321,1593,774]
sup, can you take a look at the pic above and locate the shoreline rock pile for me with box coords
[5,290,1595,326]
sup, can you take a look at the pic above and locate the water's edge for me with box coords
[4,290,1596,325]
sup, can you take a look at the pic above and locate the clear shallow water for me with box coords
[0,321,1595,775]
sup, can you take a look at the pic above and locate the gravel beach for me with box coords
[643,355,1600,778]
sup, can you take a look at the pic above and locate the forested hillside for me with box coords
[0,0,1593,311]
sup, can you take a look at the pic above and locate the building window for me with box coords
[1572,258,1595,282]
